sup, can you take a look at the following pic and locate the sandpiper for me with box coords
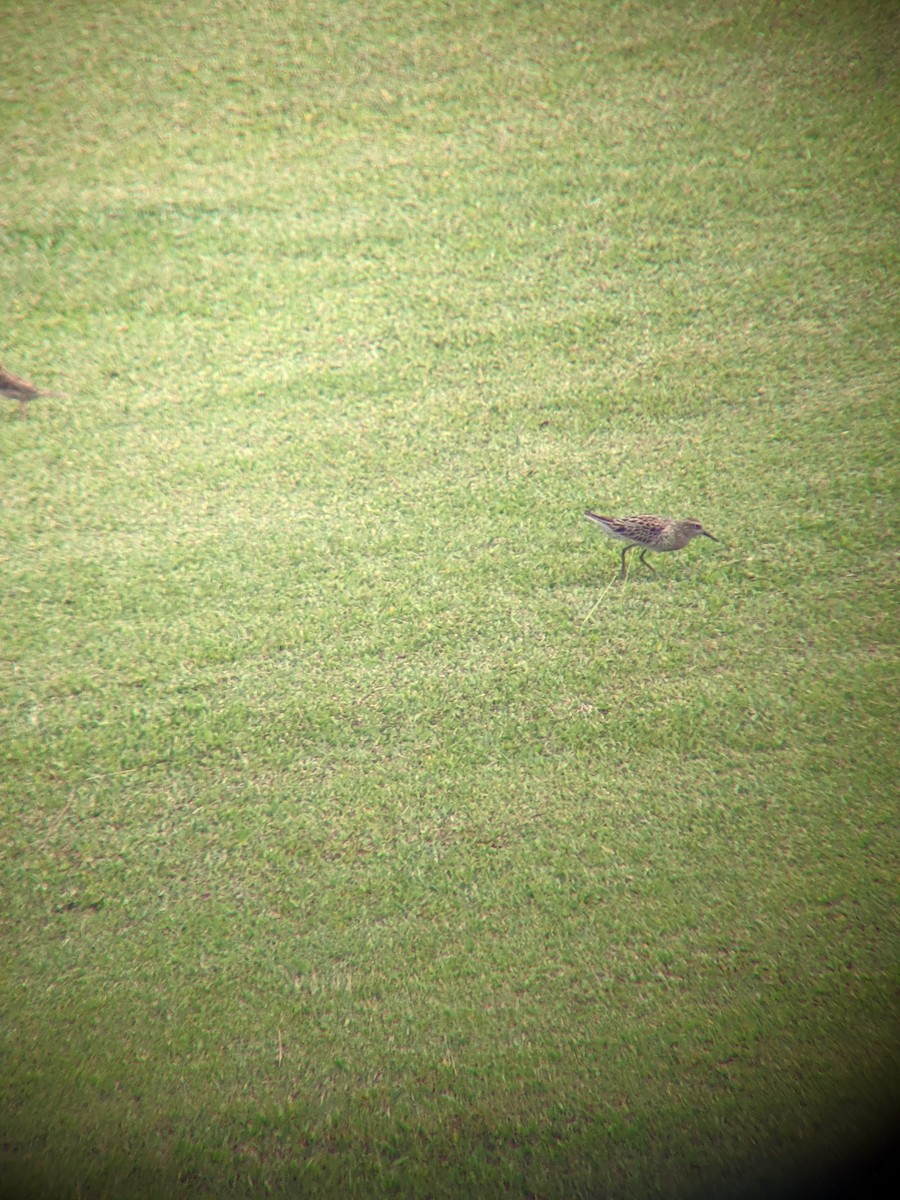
[0,362,66,418]
[584,511,720,579]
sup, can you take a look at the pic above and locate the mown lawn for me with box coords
[1,2,897,1197]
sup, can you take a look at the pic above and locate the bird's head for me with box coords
[682,519,719,542]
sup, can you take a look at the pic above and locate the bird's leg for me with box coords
[619,545,631,580]
[638,548,655,572]
[18,399,28,419]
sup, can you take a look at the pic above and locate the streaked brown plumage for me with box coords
[0,363,66,418]
[585,511,720,579]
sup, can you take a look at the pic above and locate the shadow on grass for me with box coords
[3,1099,898,1200]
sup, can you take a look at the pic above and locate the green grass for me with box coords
[2,1,897,1197]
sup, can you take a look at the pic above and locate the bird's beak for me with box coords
[702,531,721,543]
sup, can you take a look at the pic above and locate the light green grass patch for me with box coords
[2,2,897,1197]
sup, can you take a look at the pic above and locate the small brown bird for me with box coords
[585,511,721,579]
[0,362,66,418]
